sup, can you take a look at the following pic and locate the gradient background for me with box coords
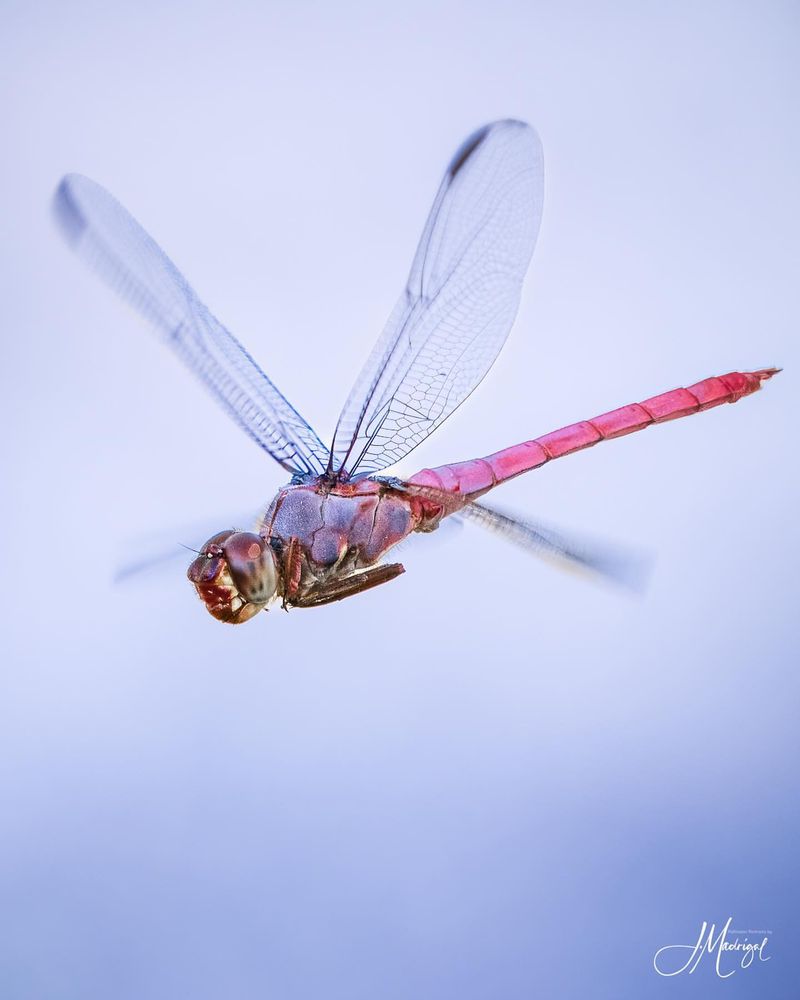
[2,2,798,997]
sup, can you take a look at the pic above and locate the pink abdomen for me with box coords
[406,368,778,500]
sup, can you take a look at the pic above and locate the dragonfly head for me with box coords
[187,530,279,624]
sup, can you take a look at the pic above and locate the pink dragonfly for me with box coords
[54,121,777,623]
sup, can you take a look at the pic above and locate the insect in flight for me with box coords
[54,121,778,623]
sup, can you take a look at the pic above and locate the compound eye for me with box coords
[222,532,278,604]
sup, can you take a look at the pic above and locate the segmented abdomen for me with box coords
[407,369,778,499]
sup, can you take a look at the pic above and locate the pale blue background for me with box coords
[1,2,798,997]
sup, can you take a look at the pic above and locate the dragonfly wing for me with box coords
[329,120,544,478]
[54,174,328,476]
[114,511,259,583]
[458,502,652,591]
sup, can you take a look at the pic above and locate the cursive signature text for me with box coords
[653,917,771,978]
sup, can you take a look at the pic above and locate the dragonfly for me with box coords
[54,120,778,623]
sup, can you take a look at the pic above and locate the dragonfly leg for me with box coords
[293,563,405,609]
[280,536,304,610]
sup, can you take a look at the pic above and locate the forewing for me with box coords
[114,510,259,583]
[329,120,544,478]
[54,174,328,476]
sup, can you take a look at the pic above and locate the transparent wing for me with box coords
[114,510,258,583]
[329,120,544,478]
[458,502,652,591]
[54,174,328,476]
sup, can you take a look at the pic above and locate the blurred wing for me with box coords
[329,120,544,478]
[458,502,652,591]
[114,510,258,583]
[54,174,328,476]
